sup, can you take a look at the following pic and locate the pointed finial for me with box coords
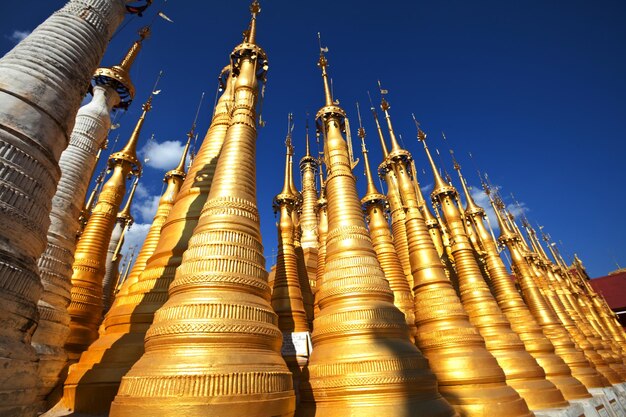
[305,113,311,157]
[276,113,296,203]
[378,81,403,153]
[367,91,389,158]
[413,115,449,194]
[449,145,481,213]
[93,26,152,108]
[119,26,151,72]
[356,102,384,203]
[118,176,140,220]
[317,33,333,106]
[246,1,261,45]
[109,71,162,174]
[172,135,191,176]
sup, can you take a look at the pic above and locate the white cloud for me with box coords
[132,194,160,224]
[7,30,30,44]
[135,182,151,199]
[139,139,190,170]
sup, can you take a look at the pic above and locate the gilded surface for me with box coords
[487,190,611,390]
[110,5,296,415]
[420,137,566,411]
[58,70,231,414]
[65,97,147,361]
[297,48,456,417]
[458,166,590,401]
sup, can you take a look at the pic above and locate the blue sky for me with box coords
[1,1,625,277]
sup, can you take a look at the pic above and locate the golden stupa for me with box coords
[1,2,626,417]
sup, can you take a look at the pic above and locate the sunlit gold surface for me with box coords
[381,128,531,415]
[272,123,310,331]
[272,126,310,399]
[523,224,626,382]
[298,126,320,318]
[458,167,591,401]
[102,176,138,312]
[487,190,610,390]
[110,5,296,415]
[57,137,190,414]
[370,106,414,288]
[418,134,563,411]
[297,49,456,417]
[359,130,417,341]
[65,98,147,360]
[93,26,150,109]
[67,67,232,412]
[313,186,328,318]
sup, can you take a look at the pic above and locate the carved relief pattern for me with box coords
[0,0,125,413]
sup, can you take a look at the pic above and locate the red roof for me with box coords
[589,271,626,311]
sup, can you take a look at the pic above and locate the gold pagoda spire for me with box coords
[371,94,414,289]
[409,159,447,257]
[93,26,151,108]
[297,116,320,317]
[117,175,139,221]
[65,89,153,360]
[369,117,524,415]
[271,119,309,395]
[418,131,565,412]
[110,4,296,415]
[313,168,328,318]
[485,187,612,392]
[378,81,403,154]
[417,125,453,196]
[58,72,231,414]
[298,44,456,417]
[455,163,591,402]
[528,224,626,379]
[358,104,381,199]
[368,91,389,158]
[102,175,139,313]
[509,214,626,384]
[358,114,417,341]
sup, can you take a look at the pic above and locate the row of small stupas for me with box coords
[0,1,625,417]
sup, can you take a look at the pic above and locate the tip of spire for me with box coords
[316,33,334,107]
[245,1,261,44]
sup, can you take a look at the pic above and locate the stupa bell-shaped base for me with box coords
[110,346,295,417]
[298,334,458,417]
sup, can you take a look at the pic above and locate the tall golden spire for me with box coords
[409,159,447,257]
[271,119,309,394]
[93,26,151,109]
[455,163,591,402]
[417,125,453,197]
[527,224,626,380]
[298,44,456,417]
[368,91,389,158]
[110,4,296,415]
[509,214,626,384]
[313,165,328,318]
[484,187,612,392]
[371,96,414,289]
[101,175,139,311]
[297,116,320,323]
[272,113,308,331]
[59,73,230,414]
[298,116,319,250]
[358,113,417,341]
[419,131,564,412]
[65,90,152,361]
[117,175,139,221]
[378,81,403,154]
